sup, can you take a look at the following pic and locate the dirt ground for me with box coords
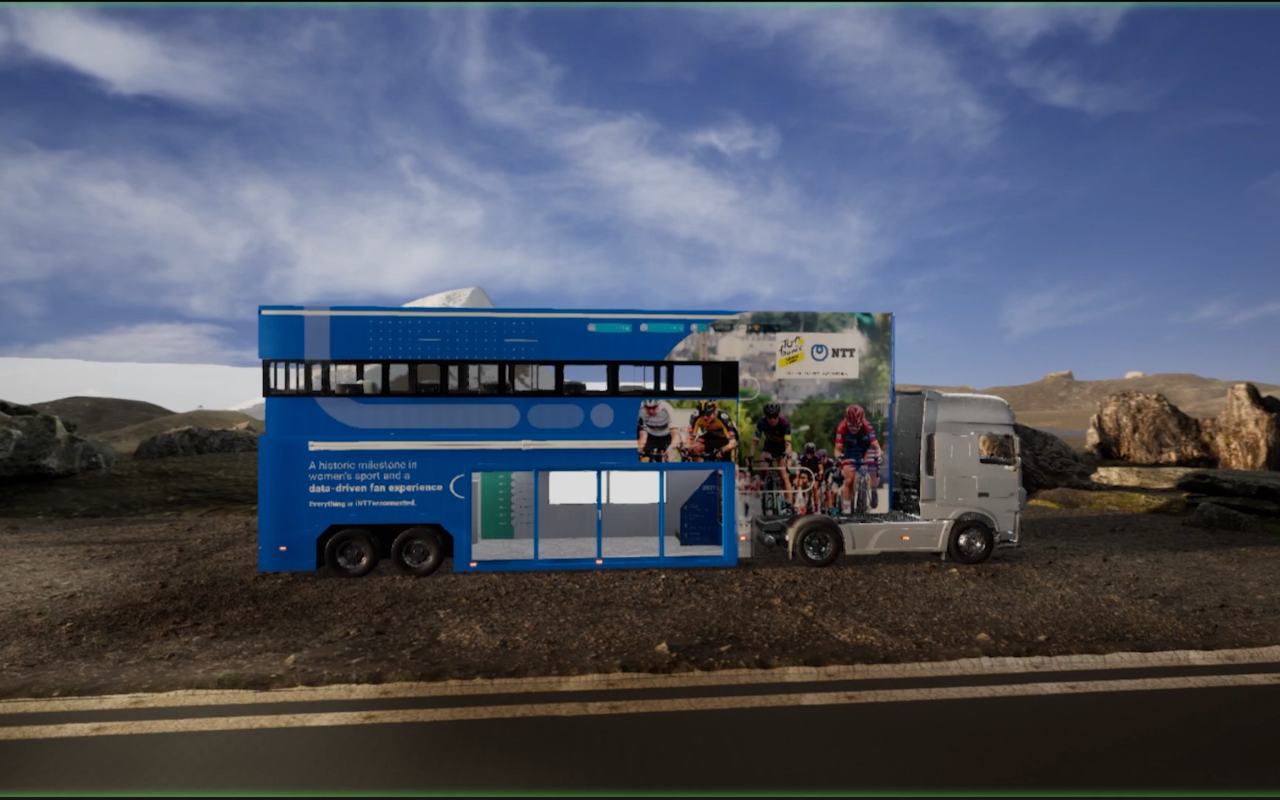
[2,497,1279,699]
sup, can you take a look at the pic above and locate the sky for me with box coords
[1,4,1278,392]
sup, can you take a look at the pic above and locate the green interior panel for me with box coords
[478,471,514,539]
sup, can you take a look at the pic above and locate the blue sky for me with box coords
[0,4,1277,388]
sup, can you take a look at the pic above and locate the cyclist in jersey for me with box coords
[798,441,823,511]
[637,399,675,462]
[688,400,738,462]
[834,403,882,513]
[751,402,793,506]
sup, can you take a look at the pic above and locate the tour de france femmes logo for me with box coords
[777,335,806,368]
[774,332,861,379]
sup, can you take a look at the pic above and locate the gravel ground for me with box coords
[2,505,1278,699]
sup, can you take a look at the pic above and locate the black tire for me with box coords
[391,527,444,576]
[947,521,995,565]
[324,528,378,577]
[794,517,842,568]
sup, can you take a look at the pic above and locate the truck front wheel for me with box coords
[794,518,842,567]
[947,521,994,565]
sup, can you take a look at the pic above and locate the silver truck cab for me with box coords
[783,390,1025,567]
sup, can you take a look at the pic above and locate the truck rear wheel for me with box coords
[391,527,444,576]
[324,528,378,577]
[794,517,842,567]
[947,521,994,565]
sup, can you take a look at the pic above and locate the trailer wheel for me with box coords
[794,517,842,568]
[391,527,444,577]
[325,528,378,577]
[947,521,994,565]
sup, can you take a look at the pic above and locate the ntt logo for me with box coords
[811,343,829,361]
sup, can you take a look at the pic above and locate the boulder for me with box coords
[1013,424,1094,493]
[1183,494,1280,518]
[1175,470,1280,504]
[134,426,259,459]
[1045,370,1075,381]
[1085,391,1214,466]
[1207,383,1280,471]
[0,400,115,480]
[1184,502,1254,531]
[1124,371,1146,379]
[1091,466,1199,490]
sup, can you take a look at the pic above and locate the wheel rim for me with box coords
[336,541,369,571]
[803,531,833,561]
[402,539,432,568]
[957,529,988,559]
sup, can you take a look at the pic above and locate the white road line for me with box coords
[2,673,1279,742]
[3,645,1280,717]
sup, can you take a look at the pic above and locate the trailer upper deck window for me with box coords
[563,365,607,395]
[363,363,384,395]
[388,363,410,393]
[618,365,659,393]
[263,358,737,398]
[673,364,703,392]
[511,364,556,392]
[333,364,362,395]
[416,364,441,393]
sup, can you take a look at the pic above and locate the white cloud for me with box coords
[947,5,1131,50]
[1,6,241,107]
[1007,62,1156,116]
[1001,285,1139,338]
[688,116,780,159]
[9,323,253,364]
[716,7,1000,149]
[431,9,878,296]
[1194,298,1280,327]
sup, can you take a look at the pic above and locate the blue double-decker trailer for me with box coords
[257,305,745,576]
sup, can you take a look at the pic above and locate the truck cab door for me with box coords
[932,433,980,506]
[973,430,1021,518]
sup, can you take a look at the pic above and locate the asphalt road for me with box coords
[3,649,1279,793]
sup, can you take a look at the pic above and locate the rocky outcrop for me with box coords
[1090,466,1199,490]
[1177,469,1280,526]
[1184,502,1254,531]
[1045,370,1075,381]
[0,400,115,480]
[1086,384,1280,471]
[1014,424,1094,493]
[1207,384,1280,470]
[1124,371,1145,379]
[1085,392,1215,466]
[134,426,259,459]
[1175,470,1280,504]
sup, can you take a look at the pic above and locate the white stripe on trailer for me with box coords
[262,309,734,320]
[307,440,639,451]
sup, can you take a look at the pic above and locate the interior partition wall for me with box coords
[469,464,732,571]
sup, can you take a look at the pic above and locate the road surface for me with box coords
[3,647,1279,792]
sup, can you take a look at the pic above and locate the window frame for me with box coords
[262,359,738,399]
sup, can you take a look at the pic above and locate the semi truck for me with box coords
[752,389,1025,567]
